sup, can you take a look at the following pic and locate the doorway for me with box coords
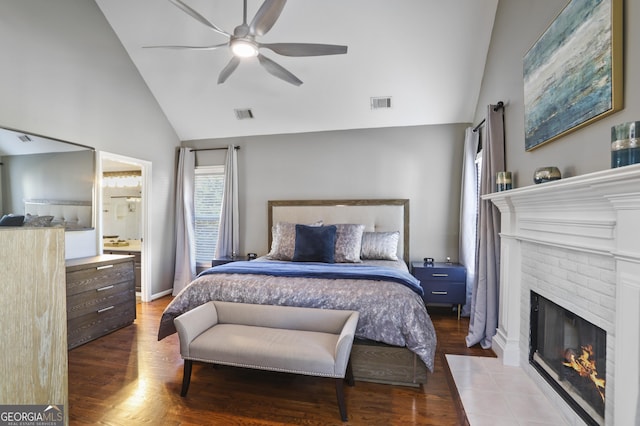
[98,151,152,302]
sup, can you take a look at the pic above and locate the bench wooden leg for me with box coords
[180,360,193,397]
[345,359,355,387]
[335,378,347,422]
[334,358,354,421]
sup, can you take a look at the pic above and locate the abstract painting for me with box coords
[523,0,622,151]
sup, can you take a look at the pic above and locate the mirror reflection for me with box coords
[102,166,143,242]
[0,126,95,230]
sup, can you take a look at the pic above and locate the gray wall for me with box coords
[8,0,625,295]
[0,1,180,296]
[185,123,468,263]
[474,0,640,187]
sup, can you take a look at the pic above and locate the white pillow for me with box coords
[360,231,399,261]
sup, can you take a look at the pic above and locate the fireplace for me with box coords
[530,291,606,425]
[485,165,640,425]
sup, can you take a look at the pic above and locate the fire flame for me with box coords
[563,345,605,402]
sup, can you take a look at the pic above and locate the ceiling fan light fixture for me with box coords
[231,38,258,58]
[151,0,348,85]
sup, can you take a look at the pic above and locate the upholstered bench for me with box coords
[173,301,360,421]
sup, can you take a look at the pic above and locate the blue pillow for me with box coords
[292,224,337,263]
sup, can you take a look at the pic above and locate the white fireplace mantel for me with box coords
[484,164,640,426]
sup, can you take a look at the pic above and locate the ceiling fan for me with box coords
[145,0,348,86]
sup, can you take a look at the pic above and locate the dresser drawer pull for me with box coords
[431,291,448,295]
[96,264,114,271]
[97,306,115,313]
[432,273,449,277]
[96,285,114,292]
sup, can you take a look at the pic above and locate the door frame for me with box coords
[97,151,152,302]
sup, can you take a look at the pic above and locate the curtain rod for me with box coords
[472,119,486,133]
[190,146,240,152]
[472,101,504,132]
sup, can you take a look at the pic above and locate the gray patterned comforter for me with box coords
[158,260,437,371]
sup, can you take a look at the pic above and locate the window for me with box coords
[194,165,224,266]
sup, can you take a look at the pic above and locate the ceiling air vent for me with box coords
[234,108,254,120]
[18,134,32,142]
[370,96,392,110]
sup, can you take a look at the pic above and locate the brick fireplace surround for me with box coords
[485,164,640,425]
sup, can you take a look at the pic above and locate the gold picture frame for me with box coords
[523,0,623,151]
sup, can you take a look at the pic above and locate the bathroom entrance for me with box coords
[99,152,152,302]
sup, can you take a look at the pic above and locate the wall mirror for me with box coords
[0,126,96,230]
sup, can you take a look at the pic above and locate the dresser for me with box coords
[65,254,136,349]
[411,261,466,320]
[1,228,68,423]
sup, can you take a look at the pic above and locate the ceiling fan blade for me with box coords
[168,0,230,37]
[143,43,228,51]
[257,54,302,86]
[249,0,287,36]
[259,43,347,57]
[218,56,241,84]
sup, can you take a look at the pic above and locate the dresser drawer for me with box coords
[412,266,466,282]
[66,281,134,320]
[105,250,141,264]
[421,281,466,305]
[66,260,134,296]
[67,301,136,349]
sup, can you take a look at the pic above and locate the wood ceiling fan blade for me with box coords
[168,0,230,37]
[143,43,228,51]
[218,57,241,84]
[257,54,302,86]
[259,43,347,57]
[249,0,287,36]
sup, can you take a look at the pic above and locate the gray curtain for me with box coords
[215,145,239,258]
[466,104,504,349]
[459,127,480,317]
[172,147,196,296]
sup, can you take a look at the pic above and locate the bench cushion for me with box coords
[189,324,341,377]
[214,302,353,334]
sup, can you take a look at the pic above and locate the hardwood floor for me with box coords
[68,298,495,425]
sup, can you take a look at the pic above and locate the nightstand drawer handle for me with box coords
[97,306,115,313]
[431,291,448,295]
[96,264,114,270]
[432,273,449,277]
[96,285,114,292]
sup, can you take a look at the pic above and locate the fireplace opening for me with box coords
[530,291,606,426]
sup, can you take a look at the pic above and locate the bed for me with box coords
[159,199,436,385]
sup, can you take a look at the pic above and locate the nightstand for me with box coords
[211,256,246,267]
[411,261,466,320]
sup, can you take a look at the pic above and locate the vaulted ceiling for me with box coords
[95,0,498,141]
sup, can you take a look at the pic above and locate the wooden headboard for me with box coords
[268,199,410,263]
